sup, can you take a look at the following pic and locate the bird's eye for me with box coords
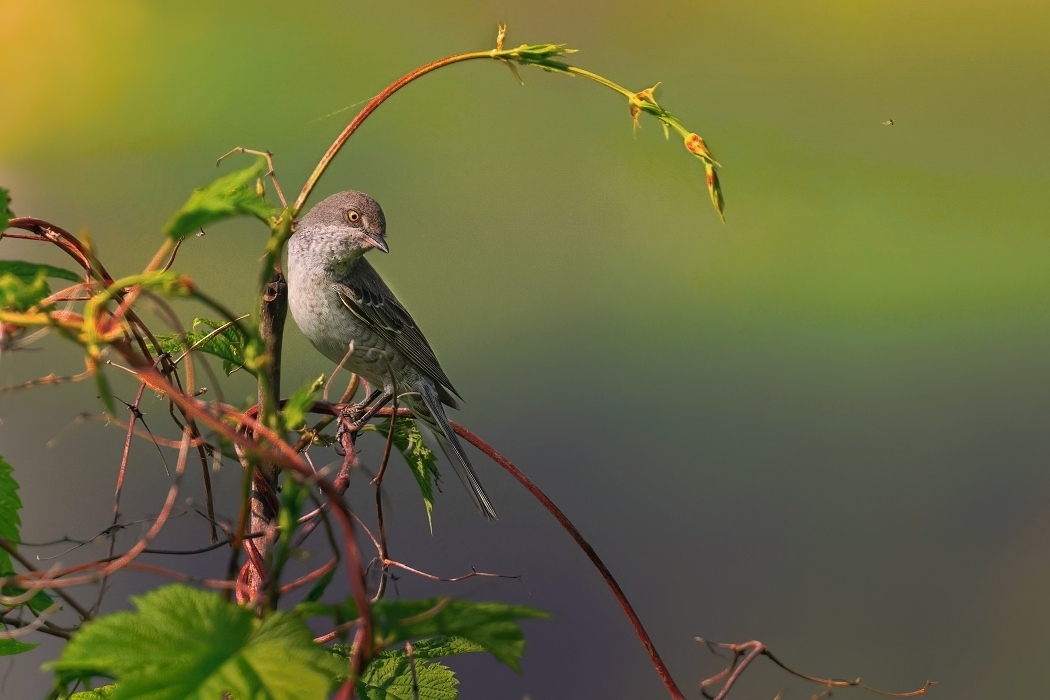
[347,210,360,224]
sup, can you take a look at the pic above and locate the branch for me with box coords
[0,539,93,621]
[697,639,935,700]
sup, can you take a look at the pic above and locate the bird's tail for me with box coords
[411,382,498,520]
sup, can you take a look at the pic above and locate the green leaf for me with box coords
[0,638,37,656]
[302,569,336,605]
[332,635,485,665]
[49,584,345,700]
[70,688,115,700]
[0,456,52,618]
[0,187,13,232]
[0,258,86,312]
[0,260,80,283]
[0,189,10,227]
[283,375,324,431]
[706,163,725,222]
[0,271,51,312]
[152,317,251,376]
[372,419,440,531]
[371,598,547,672]
[164,157,282,241]
[0,455,23,575]
[70,687,115,700]
[357,652,458,700]
[0,583,55,616]
[331,641,472,700]
[399,635,485,660]
[507,43,578,71]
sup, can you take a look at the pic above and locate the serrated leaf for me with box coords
[330,636,484,697]
[49,584,345,700]
[371,598,547,672]
[0,457,52,618]
[164,157,282,241]
[0,260,81,283]
[401,636,485,660]
[357,652,459,700]
[373,419,439,531]
[152,317,251,376]
[0,187,12,232]
[70,688,115,700]
[0,638,37,656]
[0,455,23,575]
[332,635,485,664]
[283,375,324,431]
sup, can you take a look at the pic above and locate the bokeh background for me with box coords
[3,0,1050,697]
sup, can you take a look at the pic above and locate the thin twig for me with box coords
[0,613,70,640]
[217,147,288,208]
[697,639,935,700]
[0,369,93,395]
[0,540,93,620]
[448,418,687,700]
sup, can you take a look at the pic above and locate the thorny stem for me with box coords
[94,382,148,616]
[10,428,192,590]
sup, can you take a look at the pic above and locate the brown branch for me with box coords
[698,639,935,700]
[0,369,93,395]
[314,617,360,646]
[0,539,93,620]
[0,614,71,640]
[5,217,162,358]
[278,558,338,595]
[95,367,377,678]
[119,563,236,590]
[9,428,192,590]
[381,559,521,586]
[368,378,398,602]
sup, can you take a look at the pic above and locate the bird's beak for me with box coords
[364,232,389,254]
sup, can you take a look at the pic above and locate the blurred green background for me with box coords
[3,0,1050,697]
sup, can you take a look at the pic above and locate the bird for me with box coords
[286,190,498,519]
[882,119,895,126]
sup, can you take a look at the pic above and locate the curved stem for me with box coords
[293,51,493,215]
[333,404,683,700]
[449,420,686,700]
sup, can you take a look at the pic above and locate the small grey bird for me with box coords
[287,190,497,519]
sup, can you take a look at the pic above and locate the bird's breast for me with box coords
[287,264,409,388]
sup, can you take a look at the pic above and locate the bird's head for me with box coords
[293,190,389,259]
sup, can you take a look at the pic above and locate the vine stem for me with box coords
[449,421,687,700]
[292,50,492,216]
[357,407,686,700]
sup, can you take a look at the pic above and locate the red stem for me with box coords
[292,50,492,215]
[449,420,687,700]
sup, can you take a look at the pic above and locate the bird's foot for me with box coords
[333,403,363,455]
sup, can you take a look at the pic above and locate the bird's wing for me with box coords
[333,259,462,401]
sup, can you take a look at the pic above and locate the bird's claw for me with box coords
[334,402,365,453]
